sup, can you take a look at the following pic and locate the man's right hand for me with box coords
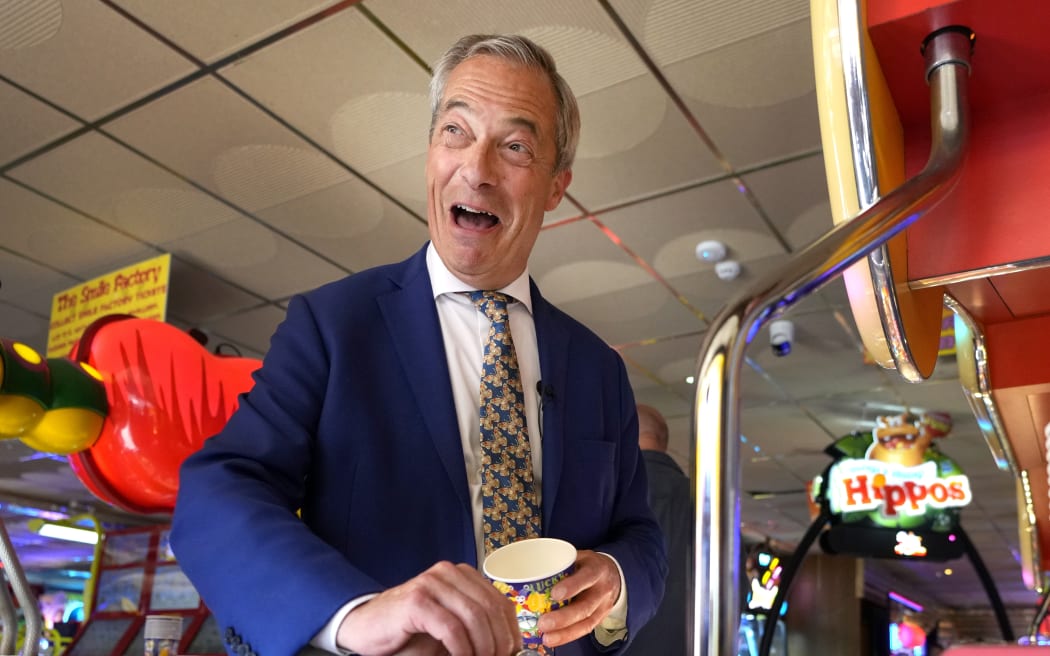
[336,561,521,656]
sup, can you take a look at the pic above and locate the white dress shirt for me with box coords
[313,244,626,653]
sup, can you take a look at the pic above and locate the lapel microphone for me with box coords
[535,381,556,404]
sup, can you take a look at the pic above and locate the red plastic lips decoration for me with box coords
[67,315,260,514]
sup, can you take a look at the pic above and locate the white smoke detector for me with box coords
[695,239,727,263]
[714,260,742,281]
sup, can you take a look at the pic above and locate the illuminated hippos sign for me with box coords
[813,411,972,560]
[828,459,971,519]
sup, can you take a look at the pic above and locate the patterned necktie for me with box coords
[470,291,541,555]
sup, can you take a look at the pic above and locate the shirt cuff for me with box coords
[310,594,379,654]
[593,552,629,646]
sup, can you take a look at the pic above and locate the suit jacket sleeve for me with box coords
[171,290,385,655]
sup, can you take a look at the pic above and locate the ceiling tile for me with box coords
[363,154,427,220]
[0,302,48,347]
[112,0,343,63]
[558,280,702,347]
[218,9,430,210]
[661,21,822,168]
[531,220,642,299]
[205,305,287,356]
[160,216,347,299]
[257,187,429,273]
[0,250,78,317]
[607,1,818,168]
[107,75,369,220]
[741,405,835,457]
[105,76,354,214]
[620,332,704,380]
[742,458,811,494]
[567,75,723,209]
[7,132,246,244]
[0,0,194,119]
[598,181,785,277]
[0,80,79,165]
[166,260,264,325]
[0,178,154,275]
[609,0,810,66]
[532,219,706,345]
[372,0,724,209]
[743,153,833,250]
[667,254,794,320]
[371,0,641,73]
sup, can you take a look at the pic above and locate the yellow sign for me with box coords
[47,253,171,358]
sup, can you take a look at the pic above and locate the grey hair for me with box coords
[428,34,580,174]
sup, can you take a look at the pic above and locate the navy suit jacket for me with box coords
[171,244,666,656]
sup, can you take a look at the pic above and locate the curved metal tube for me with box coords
[1029,582,1050,643]
[865,28,974,382]
[690,28,972,656]
[0,564,17,656]
[945,294,1019,473]
[0,521,41,656]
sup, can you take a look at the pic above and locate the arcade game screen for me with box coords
[888,593,927,656]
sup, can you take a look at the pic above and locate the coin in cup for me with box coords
[483,538,576,654]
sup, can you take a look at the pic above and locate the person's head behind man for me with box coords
[425,34,580,291]
[637,404,670,453]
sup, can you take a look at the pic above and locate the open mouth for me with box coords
[876,432,919,450]
[452,203,500,230]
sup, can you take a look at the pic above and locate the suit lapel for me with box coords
[531,280,570,532]
[377,250,469,509]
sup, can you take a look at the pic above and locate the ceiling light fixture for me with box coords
[28,516,101,545]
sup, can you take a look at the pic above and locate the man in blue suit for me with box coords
[172,34,666,656]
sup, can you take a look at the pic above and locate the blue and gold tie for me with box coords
[471,291,541,555]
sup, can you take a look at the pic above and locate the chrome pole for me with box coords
[690,27,973,656]
[0,520,42,656]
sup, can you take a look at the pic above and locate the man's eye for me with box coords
[506,143,532,160]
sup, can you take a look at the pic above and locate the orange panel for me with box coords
[870,0,1050,130]
[868,0,963,25]
[944,279,1012,326]
[1025,390,1050,572]
[986,315,1050,390]
[904,94,1050,279]
[868,0,1050,282]
[991,268,1050,319]
[991,384,1050,571]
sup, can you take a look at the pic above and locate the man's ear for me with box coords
[545,169,572,212]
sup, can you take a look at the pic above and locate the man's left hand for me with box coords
[535,550,621,648]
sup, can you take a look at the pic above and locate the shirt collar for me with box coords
[426,242,533,314]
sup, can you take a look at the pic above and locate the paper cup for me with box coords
[483,538,576,653]
[144,615,182,656]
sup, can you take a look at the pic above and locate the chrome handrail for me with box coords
[0,520,41,656]
[0,561,16,656]
[689,27,973,656]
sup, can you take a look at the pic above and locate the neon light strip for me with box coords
[888,591,924,612]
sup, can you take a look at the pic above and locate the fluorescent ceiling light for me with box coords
[30,520,100,545]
